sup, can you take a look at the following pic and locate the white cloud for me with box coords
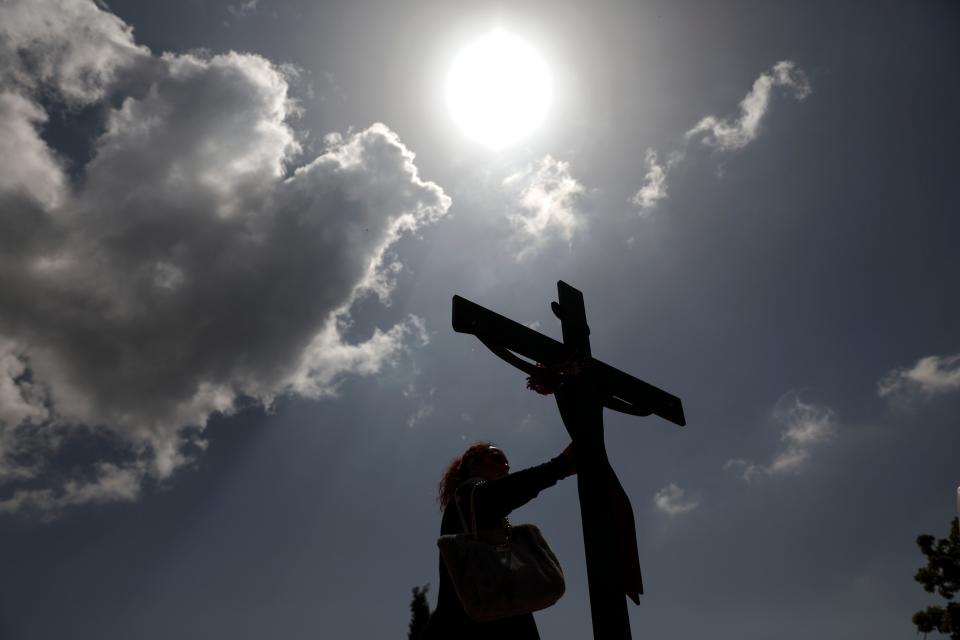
[0,460,145,518]
[514,413,542,436]
[403,378,436,429]
[0,0,450,515]
[632,60,810,214]
[877,353,960,403]
[685,60,811,151]
[724,395,835,482]
[407,396,435,429]
[632,149,667,213]
[506,155,584,258]
[631,149,683,215]
[227,0,260,18]
[653,483,699,516]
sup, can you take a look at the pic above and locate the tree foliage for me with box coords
[408,583,431,640]
[913,517,960,639]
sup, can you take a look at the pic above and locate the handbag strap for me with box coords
[454,479,512,543]
[469,481,480,537]
[453,479,484,539]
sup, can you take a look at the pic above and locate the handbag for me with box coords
[437,479,565,622]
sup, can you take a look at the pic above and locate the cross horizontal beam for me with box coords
[452,294,686,427]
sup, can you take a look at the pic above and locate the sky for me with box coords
[0,0,958,638]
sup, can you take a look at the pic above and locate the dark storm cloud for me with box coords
[0,0,450,514]
[0,0,147,104]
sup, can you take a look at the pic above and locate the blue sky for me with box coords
[0,1,958,638]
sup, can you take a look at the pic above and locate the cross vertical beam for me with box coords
[553,282,632,640]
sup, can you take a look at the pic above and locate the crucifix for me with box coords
[452,280,686,640]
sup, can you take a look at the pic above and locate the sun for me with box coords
[446,29,553,150]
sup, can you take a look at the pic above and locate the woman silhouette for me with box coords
[421,441,576,639]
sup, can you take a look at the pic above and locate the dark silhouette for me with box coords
[451,281,685,640]
[421,441,576,640]
[408,584,431,640]
[913,517,960,639]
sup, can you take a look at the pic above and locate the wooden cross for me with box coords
[452,280,686,640]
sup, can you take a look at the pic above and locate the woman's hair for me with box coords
[437,441,496,509]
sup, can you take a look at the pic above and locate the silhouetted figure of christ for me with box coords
[422,442,576,640]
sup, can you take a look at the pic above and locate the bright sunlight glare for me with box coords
[446,30,553,150]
